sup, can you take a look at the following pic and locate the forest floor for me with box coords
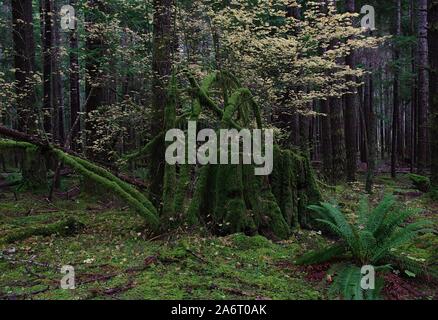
[0,173,437,300]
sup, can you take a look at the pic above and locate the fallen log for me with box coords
[1,217,84,243]
[0,126,159,230]
[0,126,147,189]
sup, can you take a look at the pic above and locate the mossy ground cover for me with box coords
[0,189,326,300]
[0,173,437,300]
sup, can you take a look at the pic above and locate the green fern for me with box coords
[297,195,433,300]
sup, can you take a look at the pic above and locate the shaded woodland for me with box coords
[0,0,437,301]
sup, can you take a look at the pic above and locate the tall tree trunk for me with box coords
[12,0,46,187]
[417,0,429,173]
[69,0,80,151]
[11,0,36,133]
[392,0,402,178]
[321,99,333,181]
[52,0,64,145]
[330,97,345,182]
[150,0,175,207]
[41,0,53,136]
[430,0,438,188]
[344,0,358,181]
[365,73,377,193]
[410,0,417,173]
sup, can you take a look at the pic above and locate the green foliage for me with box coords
[407,174,431,193]
[327,264,385,300]
[297,195,433,300]
[430,189,438,201]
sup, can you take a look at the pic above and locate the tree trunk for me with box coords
[150,0,175,207]
[69,0,80,151]
[410,0,417,173]
[52,0,65,145]
[11,0,36,133]
[430,0,438,188]
[365,74,377,193]
[321,99,333,181]
[392,0,402,178]
[417,0,429,174]
[41,0,53,136]
[330,97,345,182]
[344,0,358,182]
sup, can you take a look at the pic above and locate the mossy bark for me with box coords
[1,217,84,243]
[0,140,47,189]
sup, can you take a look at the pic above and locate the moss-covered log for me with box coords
[52,149,159,230]
[1,217,84,243]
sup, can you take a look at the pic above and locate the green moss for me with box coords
[186,166,210,225]
[1,217,84,243]
[52,149,159,230]
[231,233,273,250]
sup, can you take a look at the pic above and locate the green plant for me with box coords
[296,195,433,300]
[429,188,438,201]
[407,174,431,193]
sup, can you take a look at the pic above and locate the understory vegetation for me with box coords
[0,173,436,300]
[0,0,438,301]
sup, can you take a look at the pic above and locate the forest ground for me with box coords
[0,173,437,300]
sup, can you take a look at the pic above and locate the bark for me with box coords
[392,0,402,178]
[430,0,438,188]
[41,0,53,135]
[417,0,429,173]
[330,97,345,182]
[411,0,417,173]
[52,0,65,145]
[149,0,175,207]
[11,0,36,133]
[321,100,333,181]
[69,0,81,151]
[365,74,377,193]
[344,0,358,181]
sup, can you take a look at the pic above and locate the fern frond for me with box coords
[328,264,363,300]
[357,196,370,226]
[295,243,347,265]
[372,220,433,263]
[366,194,396,234]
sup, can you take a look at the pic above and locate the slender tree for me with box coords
[41,0,53,135]
[430,0,438,188]
[11,0,36,133]
[391,0,402,178]
[69,0,81,151]
[52,0,65,144]
[417,0,429,173]
[344,0,358,181]
[149,0,175,206]
[366,71,377,193]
